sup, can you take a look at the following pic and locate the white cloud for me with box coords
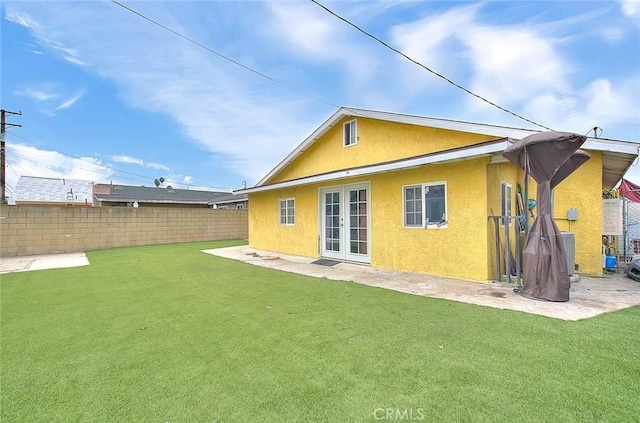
[56,91,85,110]
[15,84,85,115]
[265,2,380,86]
[111,155,170,172]
[15,86,57,102]
[4,7,39,28]
[462,26,569,106]
[621,0,640,18]
[5,144,114,196]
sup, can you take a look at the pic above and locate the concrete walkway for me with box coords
[203,245,640,321]
[0,253,90,274]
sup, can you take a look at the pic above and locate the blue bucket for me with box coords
[605,255,617,269]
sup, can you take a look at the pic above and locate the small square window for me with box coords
[343,119,357,147]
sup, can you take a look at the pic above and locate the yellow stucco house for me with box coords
[239,108,639,281]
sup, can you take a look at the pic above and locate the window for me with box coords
[404,186,422,227]
[501,182,512,226]
[279,198,295,225]
[236,203,245,210]
[403,182,447,228]
[343,119,357,147]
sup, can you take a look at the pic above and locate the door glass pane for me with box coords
[348,188,368,255]
[324,191,341,252]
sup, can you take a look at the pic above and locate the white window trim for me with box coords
[279,198,295,226]
[402,181,448,229]
[501,182,512,227]
[343,119,357,147]
[236,203,245,210]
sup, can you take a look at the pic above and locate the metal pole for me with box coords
[515,219,521,286]
[504,215,511,283]
[1,110,5,203]
[493,217,501,282]
[523,170,529,236]
[0,109,22,204]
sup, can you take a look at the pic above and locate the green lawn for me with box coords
[1,240,639,422]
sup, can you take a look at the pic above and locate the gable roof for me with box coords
[14,176,94,205]
[249,107,639,192]
[93,184,229,205]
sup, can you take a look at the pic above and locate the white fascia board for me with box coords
[256,108,349,186]
[345,108,540,139]
[239,140,510,195]
[583,138,639,155]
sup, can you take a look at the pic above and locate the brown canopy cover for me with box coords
[504,132,589,302]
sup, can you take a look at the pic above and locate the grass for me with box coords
[1,240,639,422]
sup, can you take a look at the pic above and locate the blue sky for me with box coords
[1,0,639,198]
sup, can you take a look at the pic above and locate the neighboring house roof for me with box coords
[93,184,229,205]
[14,176,94,205]
[246,107,639,192]
[209,193,248,206]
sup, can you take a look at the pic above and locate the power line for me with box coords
[309,0,554,132]
[110,0,340,110]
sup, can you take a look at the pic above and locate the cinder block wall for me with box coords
[0,205,248,257]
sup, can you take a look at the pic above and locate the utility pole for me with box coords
[1,109,22,203]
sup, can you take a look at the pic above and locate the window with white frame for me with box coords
[279,198,295,225]
[343,119,357,147]
[501,182,512,226]
[236,203,245,210]
[403,182,447,228]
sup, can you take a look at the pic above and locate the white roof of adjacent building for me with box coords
[14,176,94,205]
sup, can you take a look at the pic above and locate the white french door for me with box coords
[320,183,370,263]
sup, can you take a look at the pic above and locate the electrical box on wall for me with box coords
[568,208,578,221]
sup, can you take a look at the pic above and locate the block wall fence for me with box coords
[0,205,248,257]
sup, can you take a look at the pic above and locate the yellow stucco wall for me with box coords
[551,150,603,275]
[370,158,490,280]
[249,186,321,258]
[250,116,607,280]
[249,157,492,281]
[268,117,496,184]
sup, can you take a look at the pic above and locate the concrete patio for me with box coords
[203,245,640,321]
